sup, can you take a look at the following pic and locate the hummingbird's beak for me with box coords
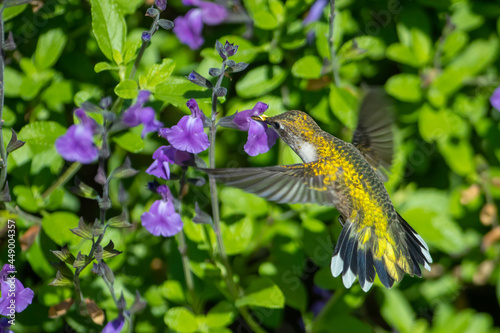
[251,114,269,122]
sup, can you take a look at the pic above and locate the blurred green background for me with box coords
[1,0,500,332]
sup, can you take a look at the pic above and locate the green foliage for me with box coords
[2,0,500,332]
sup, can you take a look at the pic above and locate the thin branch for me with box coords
[328,0,340,85]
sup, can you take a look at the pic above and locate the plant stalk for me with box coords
[0,8,7,192]
[328,0,340,86]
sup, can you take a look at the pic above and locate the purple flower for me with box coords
[233,102,278,156]
[142,32,152,42]
[0,318,13,333]
[0,265,34,316]
[160,99,209,154]
[310,286,332,317]
[173,9,204,50]
[155,0,166,11]
[55,124,99,164]
[490,85,500,111]
[141,185,183,237]
[146,145,192,180]
[122,90,163,138]
[303,0,328,25]
[102,315,125,333]
[173,0,228,50]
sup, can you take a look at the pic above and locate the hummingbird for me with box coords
[204,90,432,292]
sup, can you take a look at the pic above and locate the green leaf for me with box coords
[34,28,68,70]
[3,4,27,21]
[220,187,268,218]
[291,55,322,79]
[219,217,254,255]
[26,235,56,280]
[164,307,198,333]
[18,121,66,153]
[438,138,475,176]
[113,132,144,153]
[236,65,287,98]
[139,58,176,91]
[42,212,82,247]
[386,43,419,67]
[4,67,23,97]
[418,104,469,142]
[339,36,385,62]
[13,186,38,213]
[89,0,126,62]
[94,62,119,73]
[328,85,358,130]
[114,80,139,99]
[381,289,415,333]
[206,301,236,328]
[385,74,422,103]
[235,278,285,309]
[253,9,278,30]
[155,76,212,113]
[161,280,186,303]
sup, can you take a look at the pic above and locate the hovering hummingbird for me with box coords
[204,90,432,291]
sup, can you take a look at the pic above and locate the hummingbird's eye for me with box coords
[272,122,281,130]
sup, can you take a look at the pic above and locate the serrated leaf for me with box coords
[51,245,76,265]
[49,271,73,287]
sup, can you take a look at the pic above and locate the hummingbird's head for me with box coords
[251,110,322,163]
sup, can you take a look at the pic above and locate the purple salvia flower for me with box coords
[0,265,34,316]
[173,0,228,49]
[160,99,209,154]
[55,124,99,164]
[102,315,125,333]
[490,85,500,111]
[141,185,183,237]
[145,145,192,180]
[224,41,238,57]
[173,9,204,50]
[74,108,99,134]
[233,102,279,156]
[0,318,13,333]
[155,0,167,11]
[122,90,163,138]
[142,32,152,42]
[303,0,328,25]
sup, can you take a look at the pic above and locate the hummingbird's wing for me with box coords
[201,163,339,206]
[352,89,394,182]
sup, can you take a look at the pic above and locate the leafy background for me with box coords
[1,0,500,332]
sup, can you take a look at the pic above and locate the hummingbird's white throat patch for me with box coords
[295,141,318,163]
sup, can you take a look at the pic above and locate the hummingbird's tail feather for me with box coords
[331,212,432,292]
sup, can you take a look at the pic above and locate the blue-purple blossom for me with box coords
[160,99,209,154]
[155,0,167,11]
[146,145,192,180]
[142,32,152,42]
[0,318,13,333]
[56,109,99,164]
[303,0,328,25]
[233,102,278,156]
[102,315,125,333]
[173,0,228,50]
[0,265,34,316]
[490,85,500,111]
[141,185,183,237]
[122,90,163,138]
[310,286,332,317]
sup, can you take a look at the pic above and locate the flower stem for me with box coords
[311,289,344,333]
[328,0,340,86]
[207,61,266,333]
[0,8,7,193]
[42,162,81,199]
[178,170,200,314]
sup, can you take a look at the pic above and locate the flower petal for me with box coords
[173,9,204,50]
[244,120,277,156]
[55,125,99,164]
[490,85,500,110]
[164,116,209,154]
[303,0,328,25]
[199,1,228,25]
[141,200,183,237]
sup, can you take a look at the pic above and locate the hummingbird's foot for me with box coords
[338,215,345,226]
